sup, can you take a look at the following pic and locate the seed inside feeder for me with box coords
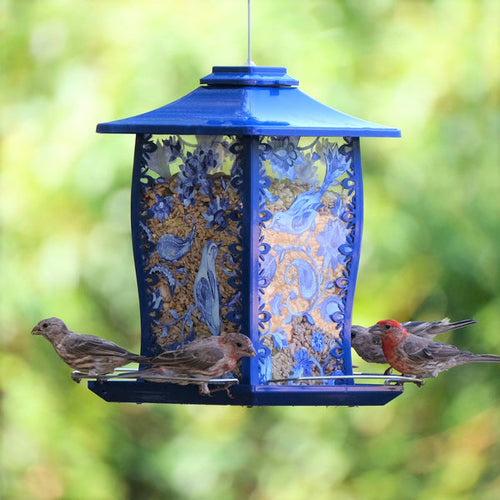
[137,135,354,384]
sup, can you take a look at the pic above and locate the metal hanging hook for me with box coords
[245,0,256,66]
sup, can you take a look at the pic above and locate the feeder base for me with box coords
[88,381,403,407]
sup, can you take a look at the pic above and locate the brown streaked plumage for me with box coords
[118,333,256,395]
[32,317,147,378]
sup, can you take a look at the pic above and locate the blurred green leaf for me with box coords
[2,1,499,499]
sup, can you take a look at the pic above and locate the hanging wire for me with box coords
[245,0,256,66]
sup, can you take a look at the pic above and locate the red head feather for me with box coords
[377,319,404,328]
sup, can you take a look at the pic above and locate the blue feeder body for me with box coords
[89,66,402,406]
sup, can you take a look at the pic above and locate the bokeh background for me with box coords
[1,1,499,498]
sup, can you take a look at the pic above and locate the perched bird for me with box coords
[32,317,148,380]
[119,333,256,395]
[369,319,500,379]
[351,318,477,364]
[194,240,221,335]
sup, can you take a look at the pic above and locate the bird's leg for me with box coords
[383,366,396,385]
[208,381,237,398]
[198,382,212,396]
[224,382,236,398]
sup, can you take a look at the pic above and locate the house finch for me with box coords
[369,319,500,379]
[117,333,256,395]
[351,318,477,365]
[32,317,148,379]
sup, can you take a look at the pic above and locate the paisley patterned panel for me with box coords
[134,135,244,354]
[256,137,357,384]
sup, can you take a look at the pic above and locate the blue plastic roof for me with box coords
[97,66,401,138]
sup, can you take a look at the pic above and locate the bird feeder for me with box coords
[89,65,402,406]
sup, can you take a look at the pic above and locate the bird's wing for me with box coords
[67,334,134,357]
[403,318,477,337]
[402,320,453,336]
[402,320,436,336]
[423,318,477,335]
[151,344,224,372]
[402,336,462,362]
[350,326,387,364]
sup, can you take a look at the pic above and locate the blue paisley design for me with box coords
[257,137,356,383]
[136,135,243,352]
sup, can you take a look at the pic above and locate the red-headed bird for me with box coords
[351,318,477,364]
[369,319,500,379]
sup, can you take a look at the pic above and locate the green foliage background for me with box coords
[1,1,499,498]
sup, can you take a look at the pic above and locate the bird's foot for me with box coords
[202,382,237,398]
[401,373,425,387]
[220,382,236,398]
[383,366,397,385]
[384,378,402,386]
[71,371,83,383]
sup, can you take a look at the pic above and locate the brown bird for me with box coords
[118,333,256,395]
[351,318,477,365]
[369,319,500,379]
[32,317,148,380]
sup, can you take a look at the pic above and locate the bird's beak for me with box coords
[248,345,257,357]
[31,326,41,335]
[368,325,384,337]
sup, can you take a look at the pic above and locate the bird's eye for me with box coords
[42,322,48,328]
[384,324,391,330]
[236,342,243,348]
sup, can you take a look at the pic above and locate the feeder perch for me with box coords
[89,65,401,406]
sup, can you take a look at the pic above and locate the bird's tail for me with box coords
[130,354,152,364]
[441,319,477,332]
[449,352,500,371]
[470,353,500,363]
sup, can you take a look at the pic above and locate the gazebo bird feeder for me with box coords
[88,64,402,406]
